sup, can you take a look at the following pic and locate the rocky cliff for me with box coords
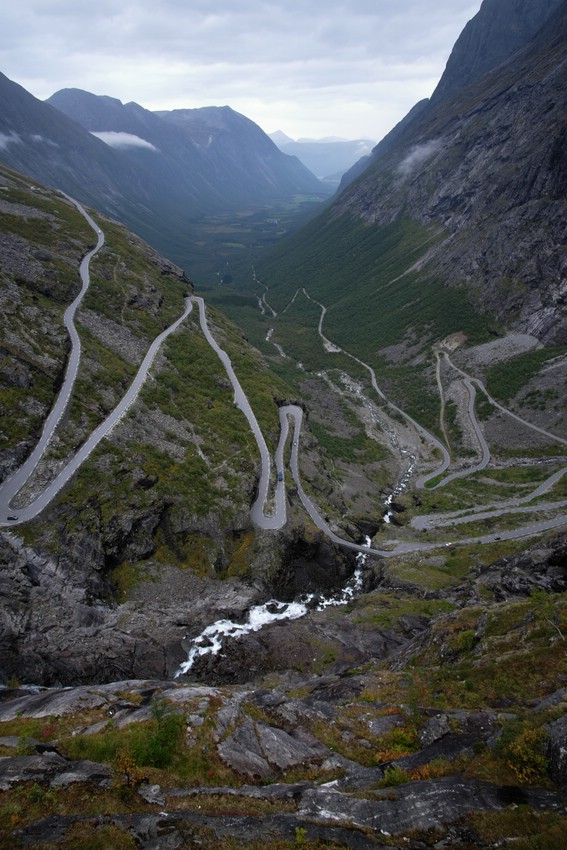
[333,0,567,344]
[1,533,566,848]
[430,0,565,105]
[252,0,567,353]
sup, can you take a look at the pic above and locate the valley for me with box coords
[1,1,567,847]
[2,173,566,848]
[3,193,564,555]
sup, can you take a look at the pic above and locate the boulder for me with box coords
[0,753,112,790]
[217,717,331,779]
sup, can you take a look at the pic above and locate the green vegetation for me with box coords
[173,193,330,287]
[380,360,442,434]
[468,809,567,849]
[402,463,564,519]
[0,180,297,574]
[0,179,99,454]
[486,347,567,403]
[208,213,495,440]
[417,593,567,708]
[350,593,455,629]
[309,420,386,464]
[250,214,489,353]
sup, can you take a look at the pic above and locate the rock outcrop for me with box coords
[1,673,566,849]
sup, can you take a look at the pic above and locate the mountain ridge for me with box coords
[0,75,330,280]
[341,0,565,189]
[248,0,567,351]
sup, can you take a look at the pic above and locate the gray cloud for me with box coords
[397,140,442,178]
[0,1,482,140]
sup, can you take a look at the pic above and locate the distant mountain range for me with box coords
[268,132,376,183]
[0,76,330,274]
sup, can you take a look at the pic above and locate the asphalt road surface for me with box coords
[2,215,566,554]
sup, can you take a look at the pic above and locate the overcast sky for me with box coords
[1,0,482,142]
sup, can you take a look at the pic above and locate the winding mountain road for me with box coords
[254,286,567,552]
[0,202,193,527]
[445,352,567,449]
[300,290,451,488]
[2,205,566,557]
[0,197,103,525]
[191,296,286,530]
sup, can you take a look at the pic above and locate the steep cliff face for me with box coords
[330,0,567,343]
[430,0,565,104]
[341,0,564,190]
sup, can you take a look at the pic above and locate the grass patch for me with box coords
[309,420,386,464]
[417,593,567,709]
[351,593,455,629]
[468,808,567,849]
[486,347,567,403]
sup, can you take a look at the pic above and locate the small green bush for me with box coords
[129,699,184,769]
[380,766,411,787]
[496,723,549,785]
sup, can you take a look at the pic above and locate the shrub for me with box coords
[496,723,549,785]
[505,728,549,785]
[380,766,411,787]
[129,698,185,769]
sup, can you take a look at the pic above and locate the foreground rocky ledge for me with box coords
[1,677,566,849]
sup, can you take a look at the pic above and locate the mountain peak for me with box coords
[431,0,565,104]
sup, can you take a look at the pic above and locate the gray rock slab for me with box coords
[213,693,248,742]
[256,721,325,770]
[138,783,166,806]
[299,777,563,834]
[217,717,271,779]
[50,759,112,788]
[391,733,478,771]
[0,752,113,791]
[0,753,68,790]
[547,713,567,786]
[0,736,40,749]
[419,713,452,747]
[163,685,221,705]
[536,688,567,712]
[166,781,311,801]
[17,811,386,850]
[0,688,108,721]
[365,713,406,737]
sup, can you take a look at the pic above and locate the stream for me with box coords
[176,539,370,676]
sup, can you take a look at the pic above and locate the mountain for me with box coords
[3,16,567,842]
[49,91,325,206]
[2,2,567,845]
[270,132,376,182]
[0,72,158,220]
[269,129,295,146]
[0,75,330,278]
[430,0,565,105]
[244,0,567,353]
[1,164,567,850]
[0,161,303,682]
[341,0,565,188]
